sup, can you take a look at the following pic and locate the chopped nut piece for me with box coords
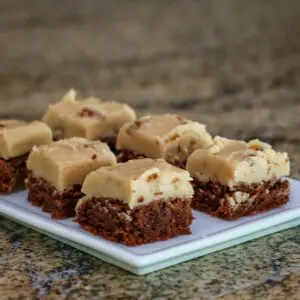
[79,108,96,117]
[137,196,144,203]
[147,173,159,181]
[172,177,180,184]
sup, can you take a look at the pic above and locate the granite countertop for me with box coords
[1,1,300,299]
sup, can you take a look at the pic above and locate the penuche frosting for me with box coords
[116,114,213,165]
[42,89,136,140]
[27,137,116,191]
[0,120,52,159]
[186,136,290,186]
[79,158,194,208]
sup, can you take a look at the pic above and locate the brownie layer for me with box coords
[117,149,186,168]
[53,130,117,153]
[52,127,64,141]
[192,178,289,220]
[101,135,117,152]
[0,154,28,194]
[117,149,147,163]
[76,197,193,246]
[27,173,84,219]
[170,159,186,169]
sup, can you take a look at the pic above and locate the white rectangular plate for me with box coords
[1,178,300,275]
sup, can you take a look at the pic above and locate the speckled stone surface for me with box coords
[1,0,300,299]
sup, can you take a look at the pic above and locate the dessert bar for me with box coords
[76,158,194,246]
[0,120,52,194]
[116,114,212,167]
[186,137,290,220]
[43,89,136,149]
[26,137,116,218]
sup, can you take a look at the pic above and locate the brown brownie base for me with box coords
[0,154,28,194]
[117,149,147,163]
[117,149,185,168]
[192,178,289,220]
[76,197,193,246]
[26,173,84,219]
[100,135,117,153]
[52,128,117,153]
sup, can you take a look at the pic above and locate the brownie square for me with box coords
[26,137,116,218]
[116,114,212,167]
[0,120,52,194]
[43,89,136,149]
[75,158,194,245]
[187,137,290,220]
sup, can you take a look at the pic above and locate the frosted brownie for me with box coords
[0,120,52,194]
[26,137,116,218]
[186,137,290,220]
[43,89,136,149]
[75,158,194,246]
[116,114,213,167]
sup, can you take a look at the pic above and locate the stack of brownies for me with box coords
[0,89,290,246]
